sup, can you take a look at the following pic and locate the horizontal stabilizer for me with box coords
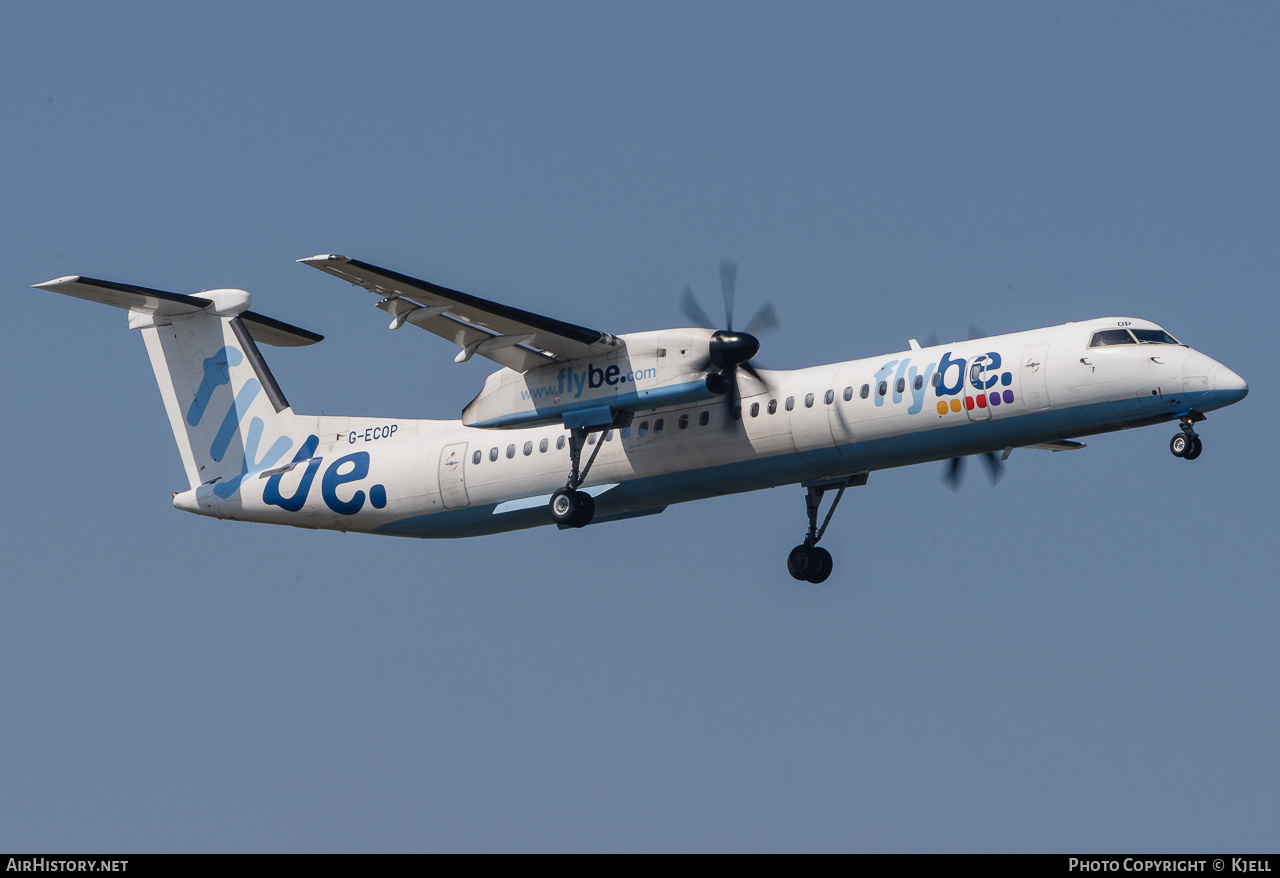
[33,275,323,347]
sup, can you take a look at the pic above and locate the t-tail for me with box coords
[33,276,322,500]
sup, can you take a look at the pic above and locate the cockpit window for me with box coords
[1131,328,1181,345]
[1089,329,1137,347]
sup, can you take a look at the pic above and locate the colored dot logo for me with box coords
[937,390,1015,415]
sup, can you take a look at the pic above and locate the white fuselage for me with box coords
[172,316,1247,538]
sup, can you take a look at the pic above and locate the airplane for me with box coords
[33,256,1248,583]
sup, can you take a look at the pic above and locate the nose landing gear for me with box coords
[786,473,868,583]
[1169,413,1205,461]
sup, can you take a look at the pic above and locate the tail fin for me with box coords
[34,276,323,496]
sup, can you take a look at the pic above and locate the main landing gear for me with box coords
[548,416,629,528]
[786,473,867,583]
[549,485,594,529]
[1169,412,1205,461]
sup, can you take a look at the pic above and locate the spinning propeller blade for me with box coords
[745,302,780,337]
[941,452,1005,490]
[720,259,737,331]
[680,284,716,330]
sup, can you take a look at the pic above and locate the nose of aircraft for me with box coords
[1211,364,1249,407]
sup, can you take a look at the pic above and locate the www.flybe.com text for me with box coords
[521,364,658,401]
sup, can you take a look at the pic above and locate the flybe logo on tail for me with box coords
[187,346,389,515]
[187,346,292,499]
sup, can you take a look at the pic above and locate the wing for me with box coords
[299,255,622,371]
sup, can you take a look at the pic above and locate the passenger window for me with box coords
[506,444,516,459]
[750,403,760,418]
[896,378,905,394]
[678,414,689,429]
[914,375,924,391]
[472,450,481,465]
[732,405,742,421]
[655,418,664,433]
[699,410,710,426]
[969,364,982,382]
[489,447,499,462]
[878,381,887,397]
[1089,329,1136,347]
[825,389,834,405]
[556,435,566,451]
[805,393,814,408]
[843,386,853,401]
[523,441,532,456]
[785,396,795,411]
[620,427,630,439]
[860,384,869,399]
[931,372,941,387]
[587,433,597,445]
[539,438,548,453]
[603,430,612,442]
[768,399,778,414]
[638,421,649,437]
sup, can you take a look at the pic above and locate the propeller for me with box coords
[680,259,778,423]
[941,451,1005,490]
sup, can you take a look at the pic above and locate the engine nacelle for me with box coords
[461,329,725,428]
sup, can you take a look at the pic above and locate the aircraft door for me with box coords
[963,359,993,422]
[1022,344,1051,412]
[438,442,470,509]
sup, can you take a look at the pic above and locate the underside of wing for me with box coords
[299,255,622,371]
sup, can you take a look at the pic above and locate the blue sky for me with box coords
[2,2,1276,852]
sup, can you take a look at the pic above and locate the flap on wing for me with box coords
[1024,439,1086,452]
[33,276,322,347]
[300,254,622,369]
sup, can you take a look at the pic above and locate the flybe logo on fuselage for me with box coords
[872,350,1016,415]
[261,436,389,516]
[189,345,388,515]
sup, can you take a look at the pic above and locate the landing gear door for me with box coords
[438,442,469,509]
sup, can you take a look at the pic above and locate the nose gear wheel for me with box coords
[1169,413,1205,461]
